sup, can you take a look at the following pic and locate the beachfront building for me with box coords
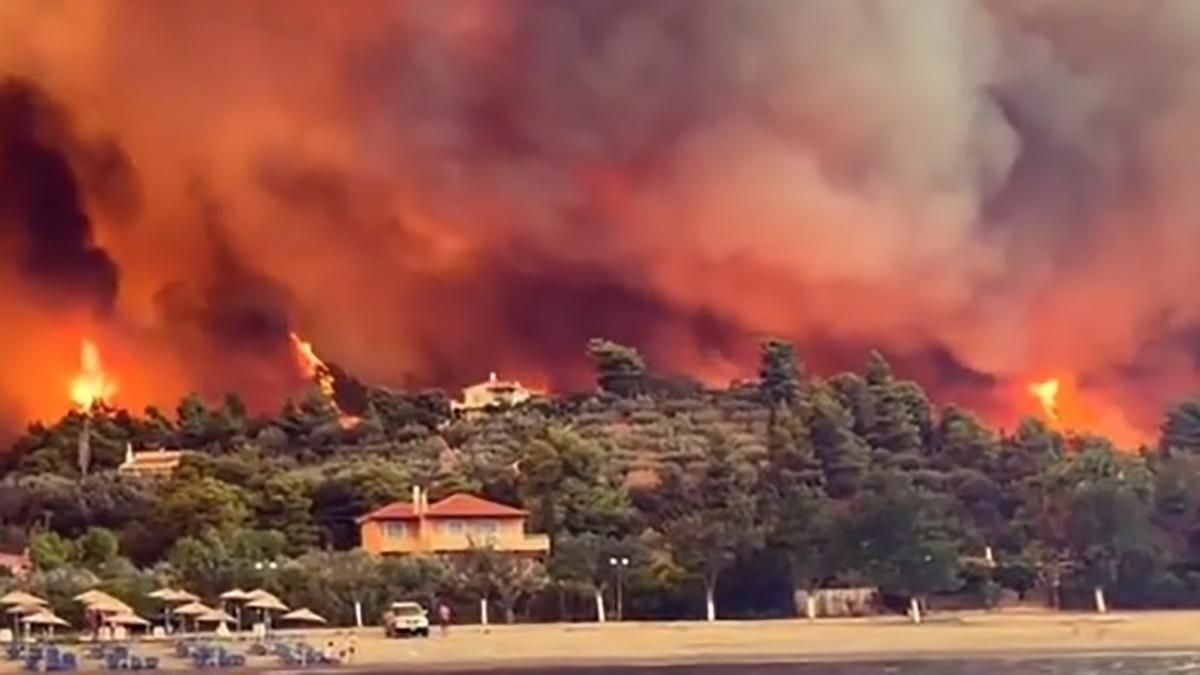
[451,373,537,415]
[117,444,187,478]
[359,488,550,556]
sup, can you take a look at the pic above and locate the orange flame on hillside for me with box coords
[289,332,360,428]
[289,332,324,380]
[1028,377,1060,424]
[69,340,118,410]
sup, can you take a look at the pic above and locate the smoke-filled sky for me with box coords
[2,0,1199,445]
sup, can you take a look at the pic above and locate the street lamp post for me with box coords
[253,561,280,633]
[608,557,630,621]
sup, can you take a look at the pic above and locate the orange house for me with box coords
[360,488,550,556]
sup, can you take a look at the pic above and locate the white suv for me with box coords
[383,601,430,638]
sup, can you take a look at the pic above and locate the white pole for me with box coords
[909,597,922,624]
[594,588,606,623]
[1093,586,1108,614]
[480,598,489,625]
[354,601,363,628]
[704,585,716,622]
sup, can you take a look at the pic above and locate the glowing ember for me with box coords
[1028,378,1060,424]
[69,340,118,410]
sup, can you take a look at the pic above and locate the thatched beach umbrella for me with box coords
[219,589,253,602]
[84,595,134,615]
[219,588,253,629]
[21,610,70,639]
[245,588,282,603]
[148,588,195,632]
[0,590,47,607]
[147,588,178,601]
[170,590,200,603]
[196,609,237,625]
[104,613,151,629]
[172,601,210,616]
[246,596,288,631]
[280,608,327,626]
[5,604,41,633]
[172,601,212,633]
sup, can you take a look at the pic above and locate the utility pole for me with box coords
[77,416,92,477]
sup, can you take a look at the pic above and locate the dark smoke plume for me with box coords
[0,78,122,314]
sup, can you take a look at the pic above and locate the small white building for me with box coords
[452,373,536,414]
[118,444,187,479]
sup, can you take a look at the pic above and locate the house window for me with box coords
[443,520,465,535]
[382,521,409,539]
[472,520,498,535]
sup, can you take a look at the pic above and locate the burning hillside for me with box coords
[1,1,1198,445]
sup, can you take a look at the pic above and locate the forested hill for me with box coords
[3,338,1200,624]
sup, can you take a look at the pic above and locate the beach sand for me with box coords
[5,610,1200,671]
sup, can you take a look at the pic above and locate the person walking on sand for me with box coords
[438,602,452,637]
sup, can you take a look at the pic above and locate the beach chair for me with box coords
[144,656,159,670]
[61,652,78,671]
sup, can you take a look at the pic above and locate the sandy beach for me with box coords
[6,610,1200,672]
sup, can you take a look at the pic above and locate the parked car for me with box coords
[383,601,430,638]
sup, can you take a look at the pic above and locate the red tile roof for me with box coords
[362,493,527,521]
[427,493,527,518]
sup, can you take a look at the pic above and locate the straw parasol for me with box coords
[170,590,200,603]
[147,588,179,601]
[219,588,253,630]
[0,590,47,607]
[83,596,134,615]
[280,608,327,625]
[171,601,212,633]
[104,613,151,627]
[21,611,69,627]
[219,588,253,602]
[21,610,70,638]
[172,601,211,617]
[4,604,41,632]
[74,589,117,604]
[5,604,41,616]
[246,595,288,632]
[245,596,288,612]
[195,609,237,625]
[245,588,282,603]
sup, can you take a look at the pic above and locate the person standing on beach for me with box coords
[438,603,452,636]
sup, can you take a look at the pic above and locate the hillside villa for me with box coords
[117,444,187,478]
[451,373,538,415]
[359,488,550,556]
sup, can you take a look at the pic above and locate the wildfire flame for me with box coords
[289,332,325,380]
[1028,377,1060,424]
[288,332,345,417]
[69,340,118,410]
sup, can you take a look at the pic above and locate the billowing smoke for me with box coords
[0,78,122,314]
[1,0,1199,443]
